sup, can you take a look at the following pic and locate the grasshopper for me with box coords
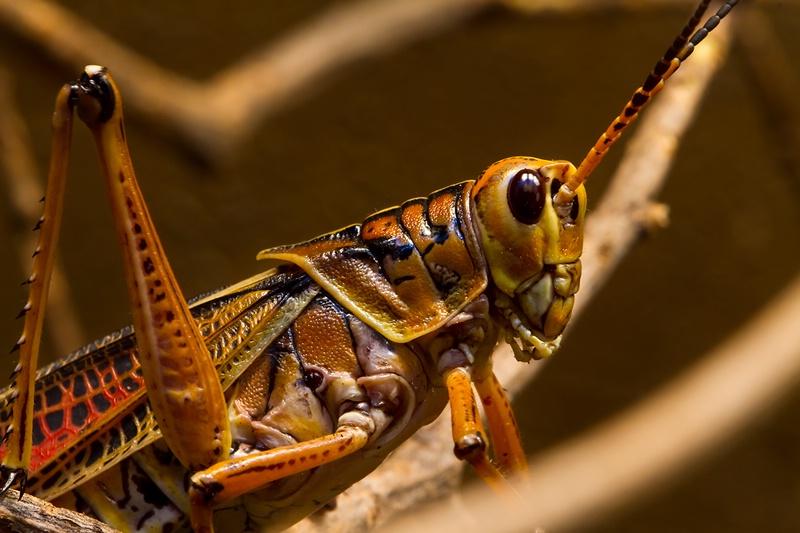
[0,1,737,531]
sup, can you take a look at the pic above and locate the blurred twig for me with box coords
[0,0,495,163]
[290,12,736,533]
[0,0,746,163]
[379,266,800,533]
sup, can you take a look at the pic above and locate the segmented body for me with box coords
[0,182,494,531]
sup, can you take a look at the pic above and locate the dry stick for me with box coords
[0,0,494,162]
[0,6,736,533]
[0,70,86,357]
[294,11,735,533]
[379,273,800,533]
[0,490,117,533]
[198,0,493,161]
[378,25,800,524]
[380,16,798,533]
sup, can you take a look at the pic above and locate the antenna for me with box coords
[554,0,739,212]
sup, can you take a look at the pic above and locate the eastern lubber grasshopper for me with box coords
[0,1,738,531]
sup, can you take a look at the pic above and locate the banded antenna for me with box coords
[554,0,739,212]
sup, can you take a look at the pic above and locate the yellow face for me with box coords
[471,157,586,361]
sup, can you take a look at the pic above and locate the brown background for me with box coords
[1,1,799,531]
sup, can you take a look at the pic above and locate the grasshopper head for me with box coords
[465,0,741,361]
[471,157,586,361]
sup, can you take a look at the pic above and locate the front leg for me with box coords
[443,366,509,491]
[420,295,528,490]
[471,362,528,477]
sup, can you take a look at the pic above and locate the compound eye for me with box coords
[551,178,580,223]
[508,169,546,225]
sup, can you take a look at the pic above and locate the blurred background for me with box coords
[0,1,799,531]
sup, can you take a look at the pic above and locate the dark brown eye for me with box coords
[551,178,580,222]
[303,368,324,390]
[508,169,545,225]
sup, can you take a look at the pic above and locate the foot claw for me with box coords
[0,466,28,499]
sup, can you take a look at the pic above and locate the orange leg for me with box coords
[70,67,231,472]
[1,84,74,493]
[472,368,528,476]
[188,414,374,533]
[2,66,231,496]
[443,367,521,498]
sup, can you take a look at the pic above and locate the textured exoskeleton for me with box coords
[0,126,585,530]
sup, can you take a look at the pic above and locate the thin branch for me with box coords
[290,11,735,533]
[378,269,800,532]
[377,14,800,533]
[0,0,495,162]
[0,0,745,163]
[365,12,800,532]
